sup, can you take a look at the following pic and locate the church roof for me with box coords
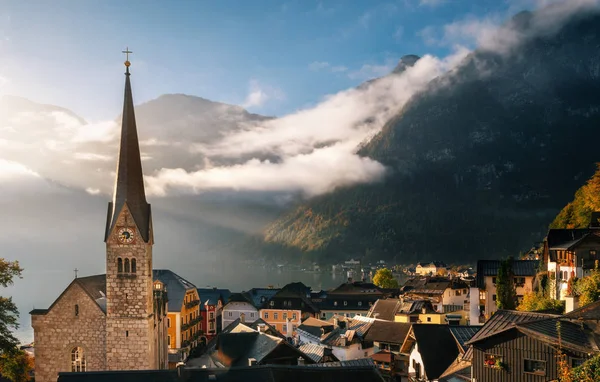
[30,274,108,315]
[153,269,197,312]
[105,64,151,243]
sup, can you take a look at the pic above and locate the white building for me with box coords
[221,294,259,329]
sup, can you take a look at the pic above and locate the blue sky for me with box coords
[0,0,537,120]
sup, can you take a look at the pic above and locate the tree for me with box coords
[574,262,600,306]
[372,268,399,289]
[496,257,517,310]
[569,354,600,382]
[0,350,33,382]
[0,259,22,355]
[517,291,564,313]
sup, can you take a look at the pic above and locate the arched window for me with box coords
[131,258,136,273]
[117,258,123,273]
[124,258,130,273]
[71,347,86,372]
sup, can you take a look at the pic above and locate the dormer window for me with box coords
[344,301,348,306]
[334,301,338,306]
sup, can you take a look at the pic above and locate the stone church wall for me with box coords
[31,282,106,382]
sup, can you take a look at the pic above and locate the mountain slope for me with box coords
[264,9,600,263]
[550,163,600,229]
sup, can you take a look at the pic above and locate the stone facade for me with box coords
[106,205,161,370]
[31,282,107,382]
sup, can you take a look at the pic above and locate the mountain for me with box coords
[263,9,600,264]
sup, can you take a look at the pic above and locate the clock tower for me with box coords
[104,55,161,370]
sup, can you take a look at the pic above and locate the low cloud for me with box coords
[242,80,285,109]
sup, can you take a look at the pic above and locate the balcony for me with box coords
[185,300,200,309]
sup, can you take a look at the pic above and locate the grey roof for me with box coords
[245,288,280,308]
[297,317,334,338]
[565,299,600,320]
[30,274,108,316]
[306,358,376,368]
[198,288,231,309]
[398,300,436,314]
[321,317,374,347]
[546,228,593,248]
[439,359,471,382]
[476,260,539,288]
[298,343,329,363]
[367,299,402,321]
[465,310,558,345]
[153,270,197,312]
[448,326,480,353]
[517,317,599,353]
[105,66,151,243]
[364,320,411,345]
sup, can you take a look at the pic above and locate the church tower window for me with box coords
[74,304,79,316]
[124,258,130,273]
[117,258,123,273]
[131,258,137,273]
[71,347,86,372]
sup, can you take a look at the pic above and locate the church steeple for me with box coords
[105,51,152,243]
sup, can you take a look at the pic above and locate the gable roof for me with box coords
[476,260,539,288]
[198,288,231,308]
[328,281,383,295]
[153,270,197,312]
[411,324,459,380]
[321,317,375,347]
[465,310,559,345]
[516,317,599,353]
[364,320,411,345]
[367,299,402,321]
[565,299,600,320]
[297,343,337,363]
[245,288,281,308]
[439,358,471,382]
[297,317,335,338]
[30,274,107,316]
[546,228,593,249]
[448,326,480,353]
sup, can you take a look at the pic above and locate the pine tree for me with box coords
[496,257,517,310]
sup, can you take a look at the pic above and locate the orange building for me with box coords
[154,270,200,366]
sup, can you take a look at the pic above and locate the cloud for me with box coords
[150,52,467,197]
[348,62,396,80]
[308,61,348,73]
[242,79,285,109]
[0,159,39,179]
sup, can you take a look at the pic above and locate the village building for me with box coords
[30,59,169,382]
[320,316,376,361]
[259,282,320,336]
[465,307,600,382]
[475,260,538,319]
[401,324,460,381]
[415,261,447,276]
[296,317,335,345]
[221,288,278,329]
[367,299,402,321]
[197,288,231,344]
[438,326,480,381]
[153,270,200,364]
[297,343,339,364]
[543,214,600,300]
[364,320,412,380]
[317,281,384,320]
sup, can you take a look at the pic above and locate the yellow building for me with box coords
[154,270,200,364]
[260,308,302,335]
[259,282,320,336]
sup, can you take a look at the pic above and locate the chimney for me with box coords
[421,307,427,315]
[333,317,339,328]
[240,313,245,323]
[248,358,257,366]
[469,286,481,326]
[340,336,347,347]
[298,357,305,366]
[286,318,293,338]
[565,295,579,314]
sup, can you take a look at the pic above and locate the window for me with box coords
[283,313,287,320]
[209,312,214,320]
[344,301,348,306]
[591,250,597,258]
[274,313,278,320]
[492,277,496,284]
[282,324,287,333]
[264,312,269,319]
[358,301,362,306]
[292,313,297,320]
[364,352,368,357]
[126,330,128,337]
[167,318,171,328]
[484,354,502,368]
[426,317,431,322]
[71,347,86,372]
[228,311,232,317]
[167,335,171,347]
[572,359,585,368]
[334,301,338,306]
[250,312,255,318]
[524,359,546,375]
[74,304,79,317]
[124,258,130,273]
[455,290,461,296]
[209,322,215,330]
[117,258,123,273]
[181,317,183,326]
[270,301,275,307]
[131,258,136,273]
[492,295,497,301]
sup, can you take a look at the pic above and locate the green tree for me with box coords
[567,354,600,382]
[0,259,22,355]
[372,268,399,289]
[517,291,564,313]
[574,262,600,306]
[496,257,517,310]
[551,163,600,229]
[0,350,33,382]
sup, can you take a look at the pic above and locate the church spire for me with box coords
[105,50,152,242]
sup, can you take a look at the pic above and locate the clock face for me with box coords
[117,227,135,244]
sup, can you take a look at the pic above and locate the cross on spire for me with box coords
[74,268,79,279]
[122,47,132,62]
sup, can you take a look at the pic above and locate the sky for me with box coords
[0,0,548,121]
